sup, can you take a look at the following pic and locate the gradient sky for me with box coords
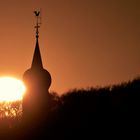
[0,0,139,94]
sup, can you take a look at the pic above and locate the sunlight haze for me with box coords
[0,77,26,102]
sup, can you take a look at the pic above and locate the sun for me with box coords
[0,77,26,102]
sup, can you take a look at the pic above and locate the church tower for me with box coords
[22,11,52,121]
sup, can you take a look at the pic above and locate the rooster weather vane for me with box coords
[34,10,41,38]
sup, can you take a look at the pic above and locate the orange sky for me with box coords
[0,0,139,94]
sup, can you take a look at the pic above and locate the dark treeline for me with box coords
[61,77,140,113]
[0,77,140,139]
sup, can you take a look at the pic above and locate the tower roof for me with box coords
[31,38,43,69]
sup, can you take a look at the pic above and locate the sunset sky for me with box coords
[0,0,139,94]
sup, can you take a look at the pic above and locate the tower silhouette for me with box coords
[22,11,52,122]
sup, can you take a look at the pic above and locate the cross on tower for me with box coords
[34,10,41,38]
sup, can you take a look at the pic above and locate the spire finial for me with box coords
[34,10,41,38]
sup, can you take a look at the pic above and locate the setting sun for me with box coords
[0,77,26,102]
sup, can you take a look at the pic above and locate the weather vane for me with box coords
[34,10,42,38]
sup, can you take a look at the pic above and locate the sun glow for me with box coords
[0,77,26,102]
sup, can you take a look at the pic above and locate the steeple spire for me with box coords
[23,11,52,123]
[31,10,43,69]
[31,38,43,69]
